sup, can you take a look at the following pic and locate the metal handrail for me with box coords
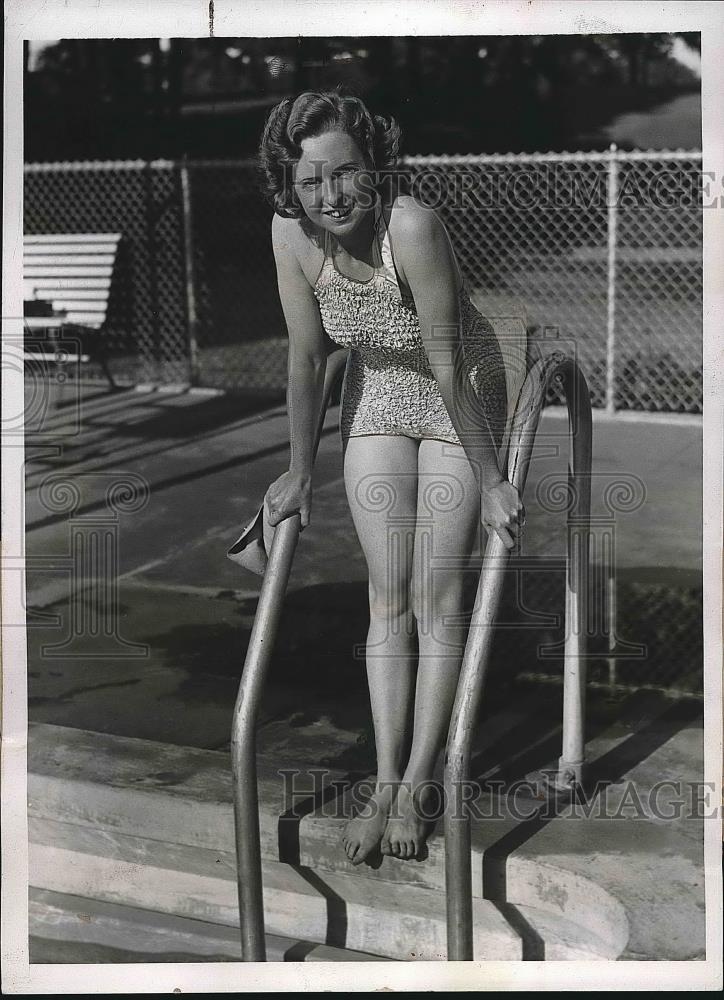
[231,347,591,963]
[230,348,349,962]
[444,351,593,961]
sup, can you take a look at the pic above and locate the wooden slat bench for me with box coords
[24,233,124,388]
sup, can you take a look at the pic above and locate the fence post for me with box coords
[607,563,617,690]
[142,163,162,385]
[180,157,200,387]
[605,143,618,415]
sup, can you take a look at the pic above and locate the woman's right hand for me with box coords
[264,470,312,529]
[480,479,524,550]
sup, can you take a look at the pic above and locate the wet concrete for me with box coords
[21,382,707,962]
[28,688,705,961]
[22,384,703,745]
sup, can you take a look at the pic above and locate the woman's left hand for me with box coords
[481,480,525,550]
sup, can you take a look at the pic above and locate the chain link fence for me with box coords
[24,160,189,385]
[24,148,703,410]
[612,153,703,412]
[22,151,703,696]
[404,149,703,412]
[181,160,289,392]
[485,564,702,696]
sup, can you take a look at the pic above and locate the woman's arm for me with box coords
[392,200,522,548]
[264,213,330,528]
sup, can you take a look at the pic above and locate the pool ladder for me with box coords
[230,346,592,962]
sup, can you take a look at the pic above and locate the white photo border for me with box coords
[3,0,722,992]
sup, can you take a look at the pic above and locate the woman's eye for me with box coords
[298,167,359,190]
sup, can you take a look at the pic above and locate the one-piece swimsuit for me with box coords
[313,197,507,445]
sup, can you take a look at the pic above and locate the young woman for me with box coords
[258,89,523,866]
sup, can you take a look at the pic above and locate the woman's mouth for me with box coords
[325,206,353,221]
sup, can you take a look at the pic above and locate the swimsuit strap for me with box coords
[376,201,401,287]
[371,195,385,269]
[377,201,463,293]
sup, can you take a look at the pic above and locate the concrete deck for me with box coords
[22,384,703,752]
[28,688,704,962]
[21,381,705,962]
[22,384,702,615]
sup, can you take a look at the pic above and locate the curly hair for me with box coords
[258,86,402,219]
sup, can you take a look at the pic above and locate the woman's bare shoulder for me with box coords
[272,213,321,254]
[272,213,324,277]
[385,194,461,288]
[271,213,325,288]
[272,213,302,254]
[386,194,444,241]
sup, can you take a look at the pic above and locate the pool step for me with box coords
[28,723,629,961]
[30,823,527,960]
[29,888,389,963]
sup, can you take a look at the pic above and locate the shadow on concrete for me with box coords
[27,425,339,533]
[479,693,702,958]
[78,389,283,441]
[277,773,353,950]
[147,583,369,684]
[143,579,548,744]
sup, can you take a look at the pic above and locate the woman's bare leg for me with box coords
[383,440,481,859]
[341,434,420,865]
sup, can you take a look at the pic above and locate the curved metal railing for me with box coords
[444,351,592,961]
[230,348,349,962]
[231,347,591,962]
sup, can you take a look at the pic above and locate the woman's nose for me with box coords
[322,176,340,206]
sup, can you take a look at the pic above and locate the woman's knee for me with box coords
[368,579,414,629]
[412,576,466,630]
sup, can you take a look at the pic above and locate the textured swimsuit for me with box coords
[313,198,507,446]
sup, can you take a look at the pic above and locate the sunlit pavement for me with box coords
[19,379,706,963]
[21,380,702,746]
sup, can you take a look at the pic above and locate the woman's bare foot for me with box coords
[342,780,398,866]
[381,779,439,860]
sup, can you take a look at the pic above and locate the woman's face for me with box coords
[292,129,376,236]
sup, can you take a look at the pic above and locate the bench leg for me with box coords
[97,345,118,391]
[83,330,118,391]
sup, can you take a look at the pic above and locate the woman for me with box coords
[257,89,523,866]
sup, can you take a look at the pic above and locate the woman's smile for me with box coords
[325,205,353,221]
